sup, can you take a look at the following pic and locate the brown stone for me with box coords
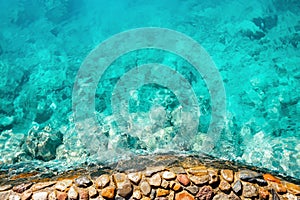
[272,182,287,194]
[128,172,142,185]
[161,179,169,189]
[31,181,56,192]
[219,179,231,192]
[88,186,98,198]
[172,183,181,191]
[101,186,115,199]
[168,191,175,200]
[78,189,89,200]
[187,166,208,176]
[175,191,194,200]
[149,173,161,187]
[117,182,132,198]
[177,174,190,186]
[0,185,12,192]
[9,194,21,200]
[13,183,33,193]
[75,176,92,188]
[207,169,219,185]
[263,174,281,184]
[132,190,142,199]
[57,191,68,200]
[0,190,13,199]
[221,170,234,183]
[162,171,176,180]
[212,192,229,200]
[113,173,127,188]
[189,175,209,185]
[285,182,300,195]
[228,191,240,200]
[145,166,165,177]
[170,167,186,174]
[242,183,258,198]
[68,186,78,200]
[55,180,73,191]
[258,187,269,199]
[95,174,110,189]
[196,185,213,200]
[140,181,151,196]
[157,188,170,197]
[21,190,32,200]
[32,191,48,200]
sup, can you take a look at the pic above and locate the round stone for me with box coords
[95,174,110,189]
[219,179,231,192]
[68,186,78,200]
[175,191,194,200]
[101,186,115,199]
[128,172,142,185]
[196,185,213,200]
[148,173,161,187]
[140,181,151,196]
[162,171,176,180]
[117,182,133,198]
[220,169,234,183]
[75,176,92,188]
[242,183,258,198]
[32,192,48,200]
[177,174,190,186]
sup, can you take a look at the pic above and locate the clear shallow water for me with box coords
[0,0,299,179]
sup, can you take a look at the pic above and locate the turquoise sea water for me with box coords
[0,0,299,179]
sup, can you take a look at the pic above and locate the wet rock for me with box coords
[21,190,32,200]
[196,185,213,200]
[55,180,73,191]
[263,174,281,183]
[57,191,68,200]
[228,191,240,200]
[175,191,194,200]
[271,189,280,200]
[117,182,132,198]
[161,179,169,189]
[88,187,98,198]
[78,189,89,200]
[239,170,263,183]
[23,129,63,161]
[31,181,56,192]
[232,180,242,194]
[95,174,110,188]
[9,194,21,200]
[242,183,258,198]
[157,188,170,197]
[140,181,151,196]
[32,192,48,200]
[177,174,190,186]
[145,166,165,177]
[219,179,231,192]
[128,172,142,185]
[185,186,199,195]
[162,171,176,180]
[187,166,208,176]
[0,184,12,192]
[285,182,300,195]
[68,186,78,200]
[212,192,229,200]
[189,175,209,185]
[149,173,162,187]
[13,183,33,193]
[221,170,234,183]
[259,187,269,199]
[75,176,92,188]
[101,186,115,199]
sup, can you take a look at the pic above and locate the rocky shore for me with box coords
[0,155,299,200]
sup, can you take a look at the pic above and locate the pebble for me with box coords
[68,186,78,200]
[259,187,269,199]
[57,191,68,200]
[273,182,287,194]
[228,191,241,200]
[140,181,151,196]
[132,190,142,199]
[212,192,229,200]
[149,173,162,187]
[0,185,12,192]
[21,190,32,200]
[263,174,281,183]
[189,175,209,185]
[161,179,169,189]
[242,183,258,198]
[145,166,165,177]
[207,169,219,185]
[150,189,156,199]
[48,191,57,200]
[271,189,280,200]
[185,186,199,195]
[101,186,115,199]
[175,191,194,200]
[232,180,242,194]
[162,171,176,180]
[196,185,213,200]
[170,167,186,174]
[113,173,127,188]
[128,172,142,185]
[177,174,190,186]
[75,176,92,188]
[171,183,181,191]
[168,191,175,200]
[88,187,98,198]
[79,189,89,200]
[239,170,263,183]
[157,188,170,197]
[117,182,132,198]
[95,174,110,189]
[55,179,73,191]
[285,182,300,195]
[13,183,33,193]
[221,169,234,183]
[31,182,56,192]
[219,179,231,192]
[32,192,48,200]
[9,194,21,200]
